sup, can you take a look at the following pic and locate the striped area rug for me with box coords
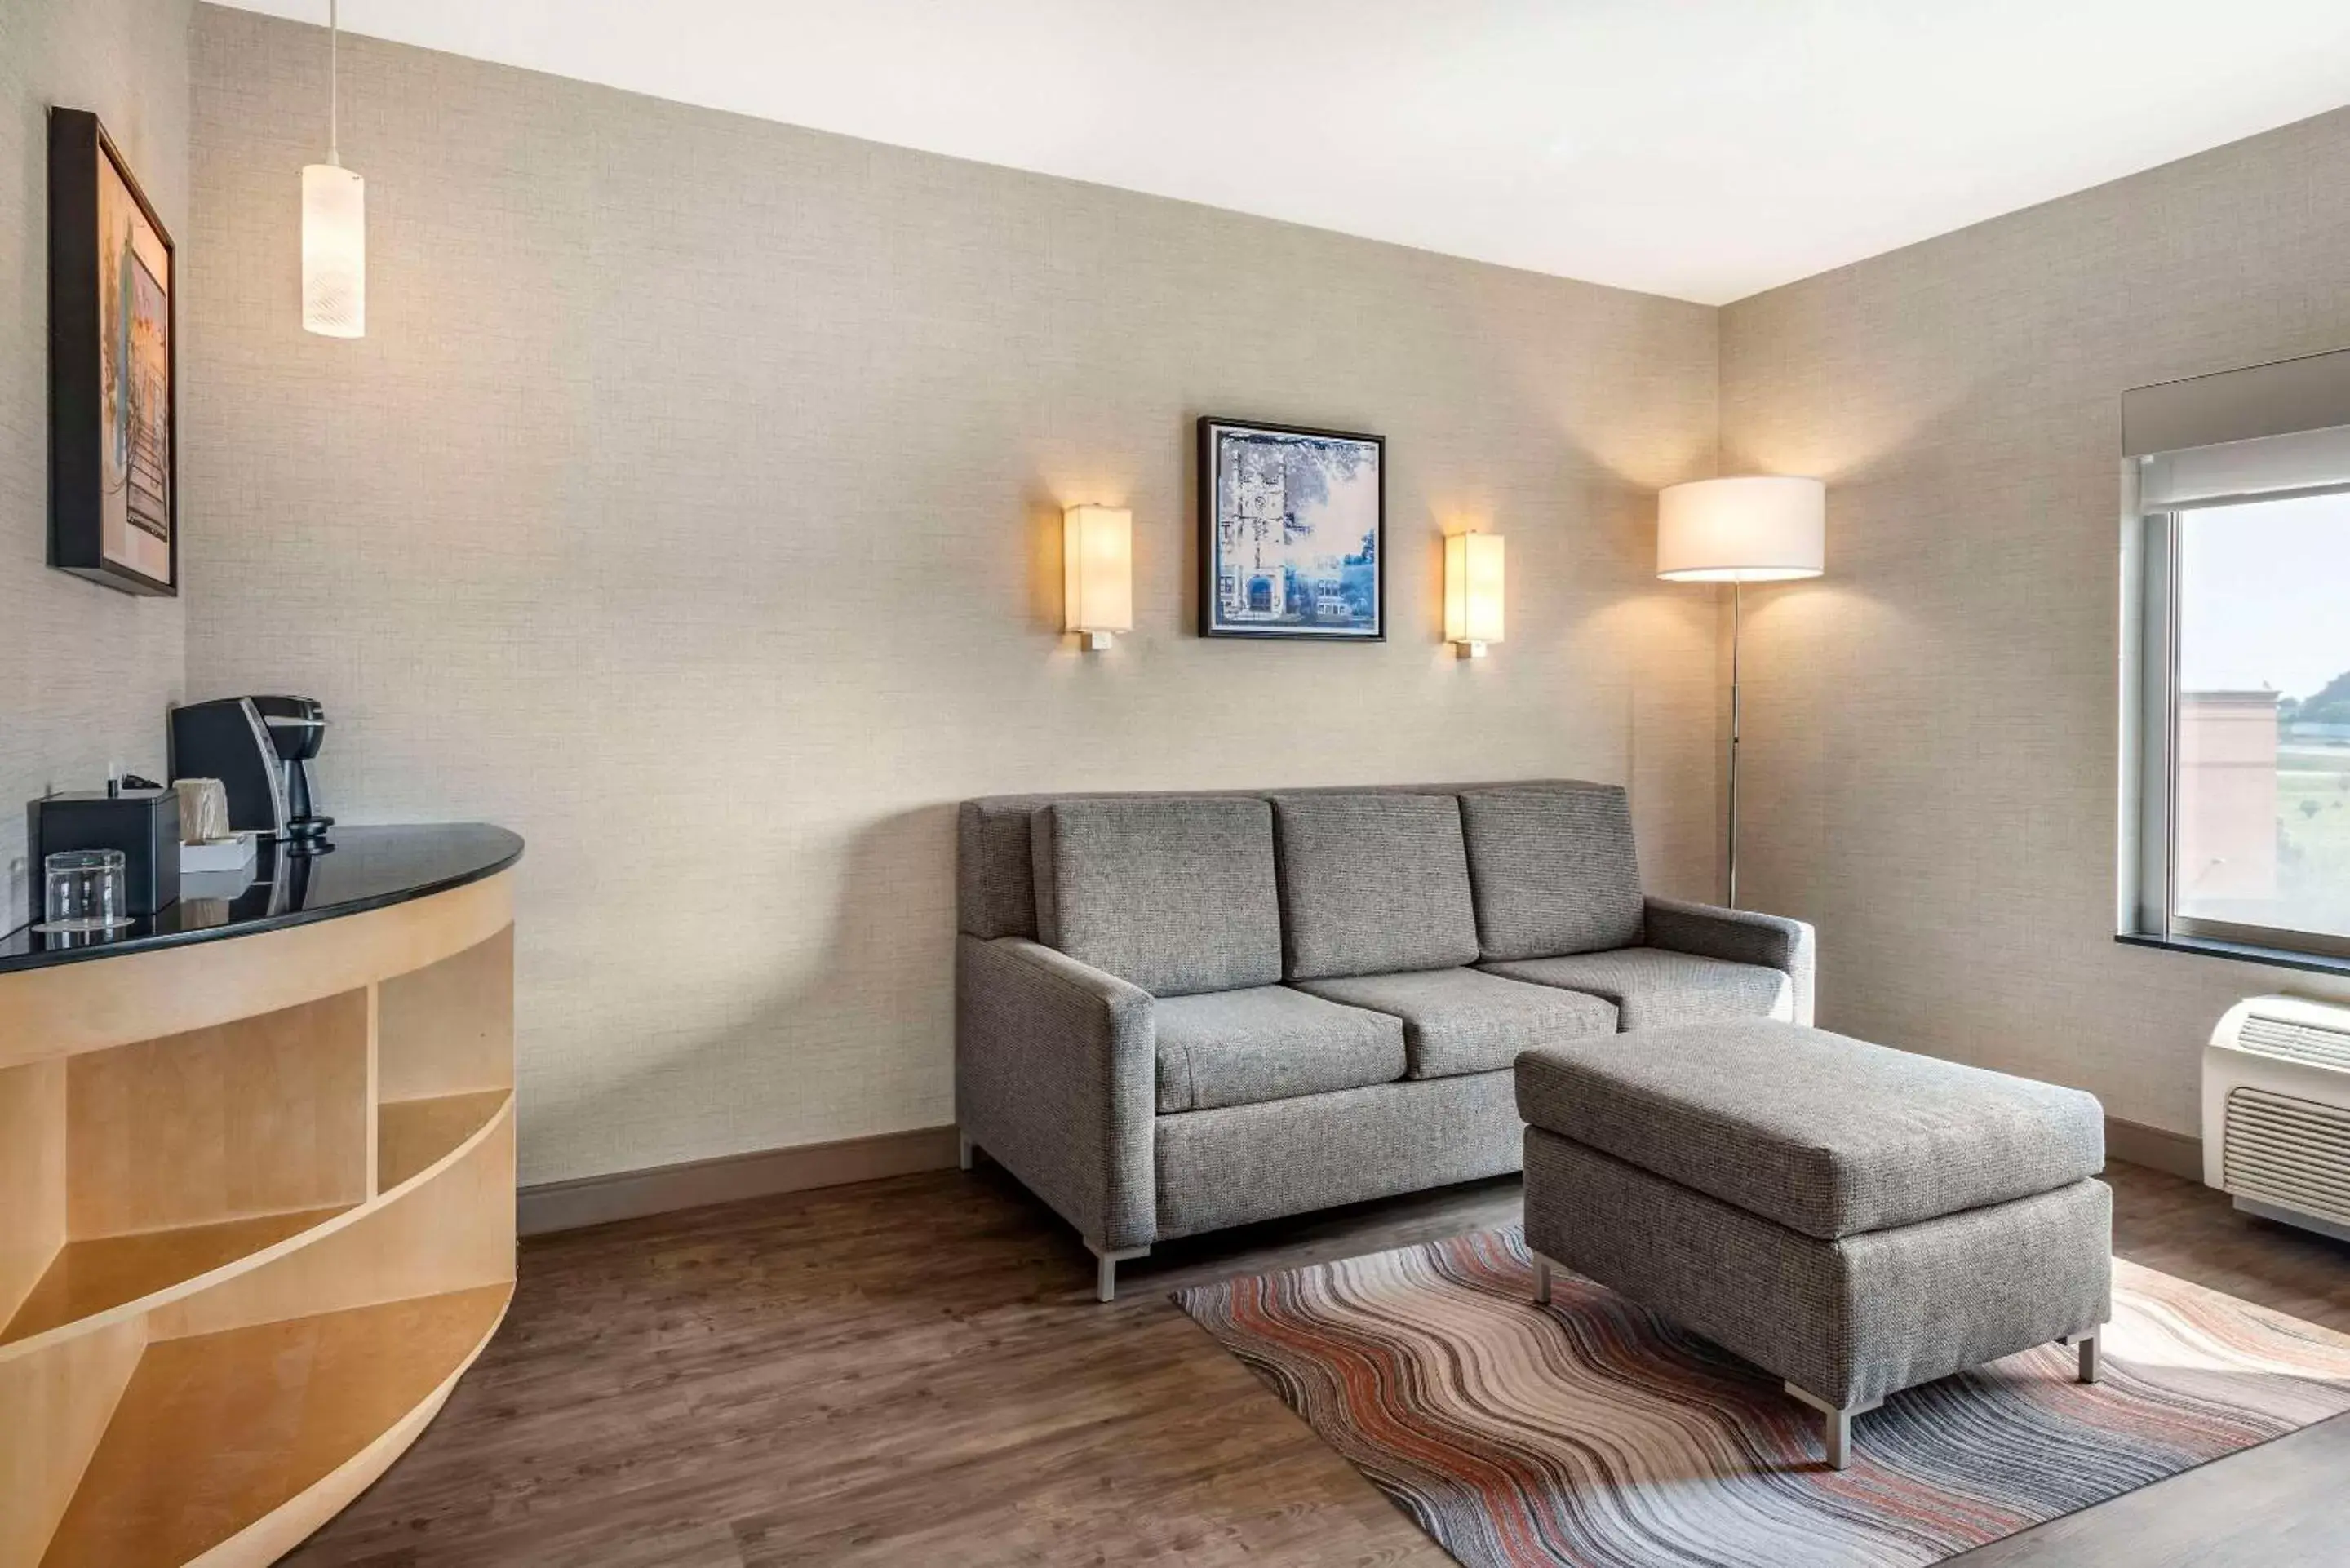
[1174,1228,2350,1567]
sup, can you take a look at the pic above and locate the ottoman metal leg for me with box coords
[1534,1256,1553,1306]
[1785,1382,1878,1472]
[2078,1328,2101,1384]
[958,1131,975,1172]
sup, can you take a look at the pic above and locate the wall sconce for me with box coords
[1443,531,1505,658]
[1063,504,1133,652]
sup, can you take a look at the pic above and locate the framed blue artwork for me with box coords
[1198,418,1383,641]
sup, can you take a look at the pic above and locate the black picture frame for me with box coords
[49,107,178,598]
[1197,416,1385,641]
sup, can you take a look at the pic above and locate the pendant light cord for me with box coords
[328,0,340,166]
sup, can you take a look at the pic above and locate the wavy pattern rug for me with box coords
[1174,1228,2350,1567]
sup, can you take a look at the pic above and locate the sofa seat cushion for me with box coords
[1482,946,1792,1030]
[1155,1071,1522,1241]
[1269,792,1480,979]
[1292,968,1616,1079]
[1515,1019,2107,1239]
[1033,796,1283,997]
[1457,784,1646,960]
[1155,986,1407,1114]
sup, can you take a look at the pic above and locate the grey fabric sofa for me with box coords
[955,780,1816,1299]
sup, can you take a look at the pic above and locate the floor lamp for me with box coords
[1657,476,1826,908]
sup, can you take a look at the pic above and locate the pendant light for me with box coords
[302,0,365,337]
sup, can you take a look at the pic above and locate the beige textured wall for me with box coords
[1720,108,2350,1136]
[183,7,1723,1185]
[1,0,192,928]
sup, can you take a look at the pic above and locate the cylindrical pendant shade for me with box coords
[1657,476,1825,582]
[302,162,366,339]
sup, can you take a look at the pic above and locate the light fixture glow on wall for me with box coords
[302,0,365,338]
[1443,531,1505,658]
[1656,475,1826,908]
[1063,504,1133,651]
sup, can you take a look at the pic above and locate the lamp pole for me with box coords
[1727,579,1742,909]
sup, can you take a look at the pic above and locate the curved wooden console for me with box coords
[0,826,521,1568]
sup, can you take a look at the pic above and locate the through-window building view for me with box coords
[3,3,2349,1566]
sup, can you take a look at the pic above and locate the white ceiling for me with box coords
[215,1,2350,304]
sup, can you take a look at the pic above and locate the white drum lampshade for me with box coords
[302,162,366,338]
[1656,476,1825,582]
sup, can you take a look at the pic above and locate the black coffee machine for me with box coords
[169,695,335,849]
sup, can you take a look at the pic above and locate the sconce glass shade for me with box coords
[1656,476,1824,581]
[1064,504,1133,649]
[302,162,366,339]
[1444,531,1504,655]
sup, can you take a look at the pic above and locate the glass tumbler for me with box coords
[40,848,131,932]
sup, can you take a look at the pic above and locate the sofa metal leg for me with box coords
[958,1131,975,1172]
[1784,1381,1873,1471]
[2077,1328,2101,1385]
[1533,1256,1553,1306]
[1083,1238,1150,1304]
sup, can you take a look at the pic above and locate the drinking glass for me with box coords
[40,848,131,932]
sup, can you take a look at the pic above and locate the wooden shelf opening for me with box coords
[0,1207,352,1350]
[35,1283,512,1568]
[378,1090,514,1194]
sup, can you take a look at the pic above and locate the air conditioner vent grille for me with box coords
[2222,1087,2350,1227]
[2236,1014,2350,1071]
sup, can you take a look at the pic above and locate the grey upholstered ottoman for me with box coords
[1516,1020,2111,1469]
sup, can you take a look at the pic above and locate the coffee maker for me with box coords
[169,695,335,848]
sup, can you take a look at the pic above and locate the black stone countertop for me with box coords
[0,823,523,975]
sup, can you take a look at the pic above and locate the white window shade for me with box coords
[2128,344,2350,508]
[2138,424,2350,510]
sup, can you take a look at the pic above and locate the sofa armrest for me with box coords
[955,933,1158,1249]
[1643,897,1816,1026]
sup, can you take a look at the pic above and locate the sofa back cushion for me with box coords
[960,780,1603,941]
[1458,784,1644,960]
[1032,796,1284,996]
[958,797,1049,940]
[1270,792,1479,979]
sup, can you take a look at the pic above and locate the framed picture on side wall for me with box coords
[1198,417,1383,640]
[49,107,177,597]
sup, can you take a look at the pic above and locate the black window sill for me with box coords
[2115,931,2350,981]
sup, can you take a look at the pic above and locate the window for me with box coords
[2172,494,2350,946]
[2123,366,2350,966]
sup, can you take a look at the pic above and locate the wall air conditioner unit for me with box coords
[2204,994,2350,1245]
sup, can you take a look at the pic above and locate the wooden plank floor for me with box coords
[277,1158,2350,1567]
